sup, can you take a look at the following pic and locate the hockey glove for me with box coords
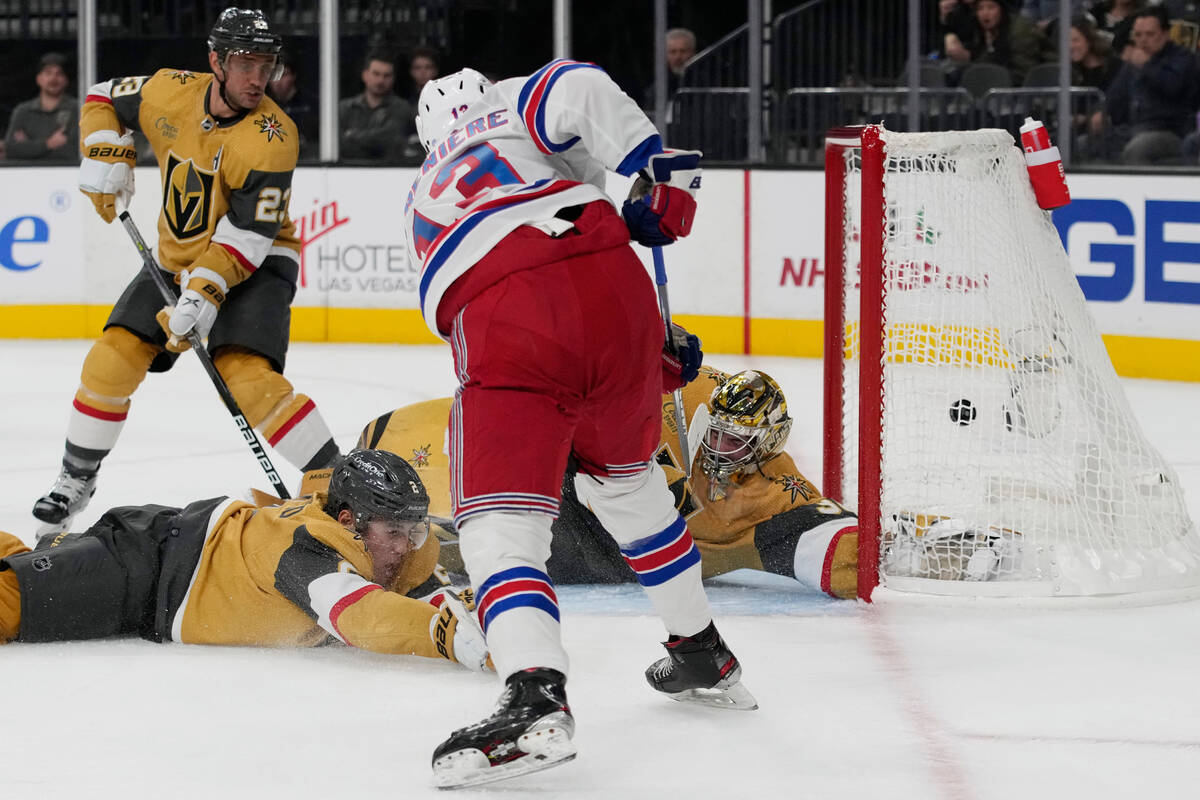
[621,149,702,247]
[154,267,227,352]
[78,130,136,224]
[662,323,703,392]
[428,588,492,672]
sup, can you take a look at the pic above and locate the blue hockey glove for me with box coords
[622,149,702,247]
[662,323,703,392]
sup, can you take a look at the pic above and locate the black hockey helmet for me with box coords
[324,449,430,545]
[208,8,283,72]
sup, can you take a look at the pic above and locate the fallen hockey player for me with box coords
[1,449,488,674]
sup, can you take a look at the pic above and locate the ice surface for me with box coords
[1,341,1197,799]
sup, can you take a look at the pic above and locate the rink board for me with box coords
[0,166,1197,380]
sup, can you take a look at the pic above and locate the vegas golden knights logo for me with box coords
[163,152,215,240]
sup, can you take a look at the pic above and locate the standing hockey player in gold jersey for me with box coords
[3,449,488,672]
[32,8,341,535]
[354,367,862,599]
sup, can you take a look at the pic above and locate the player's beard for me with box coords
[215,71,263,116]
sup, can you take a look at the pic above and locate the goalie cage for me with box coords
[822,124,1200,600]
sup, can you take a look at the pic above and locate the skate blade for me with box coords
[668,679,759,711]
[432,727,577,789]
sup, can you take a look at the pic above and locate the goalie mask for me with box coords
[699,370,792,500]
[415,68,492,153]
[324,448,431,549]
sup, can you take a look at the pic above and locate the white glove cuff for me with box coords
[180,267,229,294]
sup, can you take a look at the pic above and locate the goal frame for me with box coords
[822,124,1200,602]
[822,125,883,601]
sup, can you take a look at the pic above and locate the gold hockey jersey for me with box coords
[355,367,860,597]
[174,495,450,659]
[81,68,301,290]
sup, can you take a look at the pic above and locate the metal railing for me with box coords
[664,86,1113,167]
[666,88,751,161]
[774,87,977,164]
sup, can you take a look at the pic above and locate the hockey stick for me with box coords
[653,246,692,478]
[117,211,291,499]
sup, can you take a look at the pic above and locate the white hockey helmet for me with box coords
[414,68,492,153]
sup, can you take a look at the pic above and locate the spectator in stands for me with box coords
[1104,6,1199,163]
[962,0,1055,85]
[3,51,79,163]
[404,45,440,105]
[1068,15,1124,160]
[269,55,318,161]
[644,27,697,108]
[940,0,978,62]
[1072,15,1123,91]
[1090,0,1146,56]
[403,46,441,159]
[338,50,415,164]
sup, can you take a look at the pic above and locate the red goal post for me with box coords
[823,124,1200,602]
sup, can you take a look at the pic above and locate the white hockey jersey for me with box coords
[403,59,664,338]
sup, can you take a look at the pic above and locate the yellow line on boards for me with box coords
[2,306,1196,382]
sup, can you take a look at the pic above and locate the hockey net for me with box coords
[823,125,1200,599]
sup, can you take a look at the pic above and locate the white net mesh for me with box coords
[838,128,1200,596]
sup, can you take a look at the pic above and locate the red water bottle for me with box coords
[1019,117,1071,210]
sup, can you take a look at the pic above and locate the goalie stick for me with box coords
[653,246,691,478]
[118,211,291,500]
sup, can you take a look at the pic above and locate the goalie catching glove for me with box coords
[427,587,491,672]
[78,130,137,224]
[154,267,228,352]
[662,323,703,392]
[622,149,702,247]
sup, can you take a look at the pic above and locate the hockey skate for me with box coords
[646,621,758,710]
[432,668,577,789]
[32,467,97,538]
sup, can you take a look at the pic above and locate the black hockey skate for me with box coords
[32,466,97,537]
[646,621,758,710]
[432,668,576,789]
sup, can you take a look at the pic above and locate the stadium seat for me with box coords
[960,62,1013,99]
[1022,62,1065,87]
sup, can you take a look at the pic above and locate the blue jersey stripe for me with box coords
[478,565,552,598]
[616,133,664,177]
[481,594,562,632]
[620,516,688,559]
[417,179,555,303]
[635,545,701,587]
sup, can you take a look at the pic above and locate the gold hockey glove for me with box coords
[78,130,136,223]
[428,588,491,671]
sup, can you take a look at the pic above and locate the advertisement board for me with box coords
[2,165,1197,379]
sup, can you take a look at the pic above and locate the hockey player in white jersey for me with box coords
[405,62,756,788]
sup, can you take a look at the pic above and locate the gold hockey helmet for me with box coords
[699,370,792,491]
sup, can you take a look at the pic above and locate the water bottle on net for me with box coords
[1019,117,1071,210]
